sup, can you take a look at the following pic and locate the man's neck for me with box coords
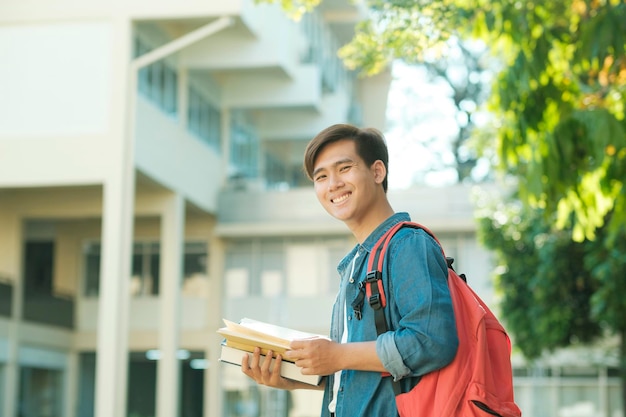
[348,202,395,244]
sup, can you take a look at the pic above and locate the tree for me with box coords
[378,1,626,409]
[343,0,625,240]
[262,0,626,242]
[476,191,626,411]
[261,0,626,410]
[477,195,604,357]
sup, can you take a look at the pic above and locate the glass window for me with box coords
[83,243,101,297]
[182,242,209,298]
[163,66,178,115]
[18,367,64,417]
[230,116,259,179]
[184,242,208,278]
[83,241,207,297]
[224,237,351,298]
[133,34,178,118]
[187,86,221,151]
[126,351,205,417]
[77,353,96,417]
[225,243,254,298]
[0,278,13,317]
[130,242,160,297]
[150,61,164,105]
[22,241,74,328]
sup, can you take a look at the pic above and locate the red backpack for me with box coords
[365,221,522,417]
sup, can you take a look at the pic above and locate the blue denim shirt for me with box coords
[320,212,458,417]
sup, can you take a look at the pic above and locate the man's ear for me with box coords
[372,160,386,185]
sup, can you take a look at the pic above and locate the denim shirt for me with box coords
[320,212,458,417]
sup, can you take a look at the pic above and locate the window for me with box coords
[83,242,100,297]
[187,87,221,151]
[224,237,351,298]
[299,11,345,93]
[0,277,13,317]
[19,367,63,417]
[22,241,74,328]
[182,242,209,298]
[230,115,259,179]
[134,35,178,117]
[130,242,160,296]
[83,241,208,297]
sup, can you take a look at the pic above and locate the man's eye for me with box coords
[340,164,353,172]
[314,174,327,182]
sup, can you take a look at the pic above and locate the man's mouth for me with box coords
[331,193,350,204]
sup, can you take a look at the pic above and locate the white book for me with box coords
[219,344,323,386]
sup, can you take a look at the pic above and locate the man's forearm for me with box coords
[335,341,386,372]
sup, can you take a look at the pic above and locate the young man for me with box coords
[241,124,458,416]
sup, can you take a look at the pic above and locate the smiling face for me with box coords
[312,139,388,233]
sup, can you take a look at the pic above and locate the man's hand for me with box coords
[284,337,342,376]
[241,347,320,391]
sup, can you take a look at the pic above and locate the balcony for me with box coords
[0,280,12,317]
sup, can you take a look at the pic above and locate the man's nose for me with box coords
[328,173,344,190]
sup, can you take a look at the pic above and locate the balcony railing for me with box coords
[0,280,12,317]
[22,293,74,329]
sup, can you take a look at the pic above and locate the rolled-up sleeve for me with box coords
[375,229,458,380]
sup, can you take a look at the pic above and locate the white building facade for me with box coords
[0,1,621,417]
[0,1,390,416]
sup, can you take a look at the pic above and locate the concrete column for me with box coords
[1,209,22,417]
[95,178,133,417]
[94,17,133,417]
[156,193,185,417]
[205,235,225,417]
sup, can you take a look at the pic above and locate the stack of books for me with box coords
[217,318,327,386]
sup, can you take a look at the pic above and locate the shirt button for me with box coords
[349,277,354,283]
[347,315,352,321]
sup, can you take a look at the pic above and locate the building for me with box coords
[0,0,622,416]
[0,1,389,416]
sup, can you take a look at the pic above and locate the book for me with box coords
[219,344,323,386]
[217,318,328,357]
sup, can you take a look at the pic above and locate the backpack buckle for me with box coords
[366,270,381,283]
[369,293,382,310]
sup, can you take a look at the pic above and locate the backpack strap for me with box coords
[365,221,447,394]
[365,221,405,335]
[366,221,442,335]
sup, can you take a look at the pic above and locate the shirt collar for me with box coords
[360,212,411,253]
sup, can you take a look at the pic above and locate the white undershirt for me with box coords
[329,251,359,413]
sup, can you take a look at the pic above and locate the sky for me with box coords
[384,61,461,190]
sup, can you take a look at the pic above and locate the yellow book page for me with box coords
[227,318,322,342]
[223,339,295,361]
[217,318,328,356]
[216,327,291,355]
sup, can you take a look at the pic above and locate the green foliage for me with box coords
[585,218,626,331]
[267,0,626,405]
[476,0,626,243]
[338,1,457,76]
[266,0,626,243]
[476,196,603,359]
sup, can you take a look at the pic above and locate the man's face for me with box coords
[311,139,382,226]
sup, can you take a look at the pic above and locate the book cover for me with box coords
[219,344,323,386]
